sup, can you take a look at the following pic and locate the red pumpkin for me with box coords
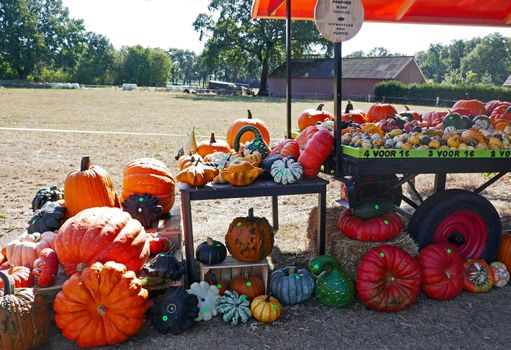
[279,140,300,159]
[485,100,505,115]
[297,129,334,178]
[270,139,292,155]
[463,259,494,293]
[490,103,511,126]
[295,125,320,149]
[0,266,34,288]
[417,244,464,300]
[357,246,421,312]
[452,99,486,117]
[33,248,59,288]
[337,210,403,242]
[341,109,366,124]
[399,106,421,121]
[147,234,172,255]
[421,111,447,127]
[366,103,398,122]
[297,104,333,131]
[54,207,150,276]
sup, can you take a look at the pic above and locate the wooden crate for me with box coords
[199,256,269,293]
[146,205,182,246]
[140,243,185,294]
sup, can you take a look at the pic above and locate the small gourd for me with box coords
[308,255,354,307]
[233,125,271,158]
[270,157,303,185]
[221,160,263,186]
[250,294,281,323]
[143,251,185,281]
[490,262,510,288]
[187,281,220,321]
[217,290,252,326]
[176,159,219,187]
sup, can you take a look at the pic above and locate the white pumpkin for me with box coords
[187,281,220,321]
[444,126,457,135]
[271,157,303,185]
[4,231,56,268]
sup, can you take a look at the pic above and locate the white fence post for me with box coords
[436,96,440,106]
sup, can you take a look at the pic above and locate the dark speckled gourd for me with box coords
[27,201,66,234]
[233,125,271,158]
[308,255,354,307]
[122,193,162,229]
[150,287,199,335]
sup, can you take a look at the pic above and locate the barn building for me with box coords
[268,56,426,99]
[504,75,511,87]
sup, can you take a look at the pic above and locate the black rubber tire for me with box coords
[408,189,501,262]
[354,175,402,206]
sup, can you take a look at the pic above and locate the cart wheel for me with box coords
[354,175,402,206]
[408,189,501,262]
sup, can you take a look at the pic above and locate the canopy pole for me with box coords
[334,42,342,177]
[286,0,292,138]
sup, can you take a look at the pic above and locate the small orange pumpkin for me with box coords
[298,104,333,131]
[177,153,204,170]
[231,272,265,300]
[461,129,485,145]
[497,232,511,273]
[250,295,281,323]
[64,156,120,217]
[197,133,232,158]
[176,160,219,187]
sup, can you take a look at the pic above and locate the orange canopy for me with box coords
[252,0,511,26]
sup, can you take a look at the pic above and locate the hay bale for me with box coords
[307,206,419,279]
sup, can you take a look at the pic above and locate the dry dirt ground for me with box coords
[1,89,510,349]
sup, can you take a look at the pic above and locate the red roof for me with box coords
[252,0,511,26]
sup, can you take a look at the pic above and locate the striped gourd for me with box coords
[217,291,252,326]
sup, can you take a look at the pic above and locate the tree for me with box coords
[345,50,365,58]
[416,44,447,83]
[194,0,328,95]
[74,33,115,85]
[169,49,197,85]
[0,0,86,80]
[118,46,172,87]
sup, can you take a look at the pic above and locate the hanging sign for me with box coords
[314,0,364,43]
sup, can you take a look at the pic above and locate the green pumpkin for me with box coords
[234,125,271,158]
[352,197,394,220]
[459,116,472,130]
[443,113,461,128]
[217,290,252,326]
[270,266,314,305]
[27,201,66,234]
[308,255,354,308]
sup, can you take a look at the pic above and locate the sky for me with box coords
[62,0,511,56]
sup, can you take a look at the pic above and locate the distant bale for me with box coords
[122,83,138,91]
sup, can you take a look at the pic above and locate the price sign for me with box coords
[314,0,364,43]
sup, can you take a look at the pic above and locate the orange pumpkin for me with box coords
[366,103,398,122]
[197,133,232,158]
[177,153,204,170]
[54,261,148,348]
[122,158,176,214]
[225,208,274,262]
[231,272,265,300]
[341,109,366,124]
[497,232,511,273]
[250,295,281,323]
[54,207,150,276]
[64,156,120,217]
[452,99,486,116]
[298,104,333,131]
[226,110,270,148]
[0,266,34,288]
[490,104,511,126]
[461,129,485,145]
[221,160,263,186]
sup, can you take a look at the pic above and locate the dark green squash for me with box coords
[308,255,354,308]
[233,125,271,158]
[459,115,472,130]
[150,287,199,334]
[260,154,284,179]
[27,201,66,234]
[196,237,227,265]
[31,186,63,211]
[443,113,461,128]
[143,251,185,281]
[352,197,394,220]
[122,193,162,229]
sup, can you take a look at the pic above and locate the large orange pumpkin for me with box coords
[54,261,148,348]
[298,104,333,131]
[225,208,274,262]
[452,99,486,116]
[197,133,232,157]
[366,103,398,122]
[497,232,511,272]
[54,207,150,276]
[226,110,270,148]
[64,156,120,217]
[122,158,176,214]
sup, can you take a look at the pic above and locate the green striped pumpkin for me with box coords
[217,291,252,326]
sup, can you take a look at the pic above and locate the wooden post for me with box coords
[334,43,343,177]
[286,0,292,139]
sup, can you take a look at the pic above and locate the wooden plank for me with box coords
[146,206,182,246]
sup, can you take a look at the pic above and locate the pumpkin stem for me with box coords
[265,294,271,302]
[210,133,216,144]
[80,156,91,171]
[0,271,14,296]
[317,103,324,111]
[288,266,297,275]
[247,110,253,119]
[97,304,107,316]
[404,105,410,111]
[210,273,219,284]
[243,270,250,281]
[206,237,214,246]
[248,208,254,223]
[76,262,87,272]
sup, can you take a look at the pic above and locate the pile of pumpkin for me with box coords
[175,110,334,187]
[339,99,511,150]
[333,199,511,312]
[0,155,188,348]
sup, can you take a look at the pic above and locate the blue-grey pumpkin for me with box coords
[270,266,314,305]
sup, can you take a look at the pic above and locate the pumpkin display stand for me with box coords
[34,269,68,304]
[307,206,418,279]
[199,256,270,293]
[145,206,182,247]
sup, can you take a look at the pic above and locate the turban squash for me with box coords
[54,261,148,348]
[54,207,149,276]
[337,209,403,242]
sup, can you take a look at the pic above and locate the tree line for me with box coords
[1,0,510,92]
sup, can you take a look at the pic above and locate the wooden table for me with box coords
[179,177,329,282]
